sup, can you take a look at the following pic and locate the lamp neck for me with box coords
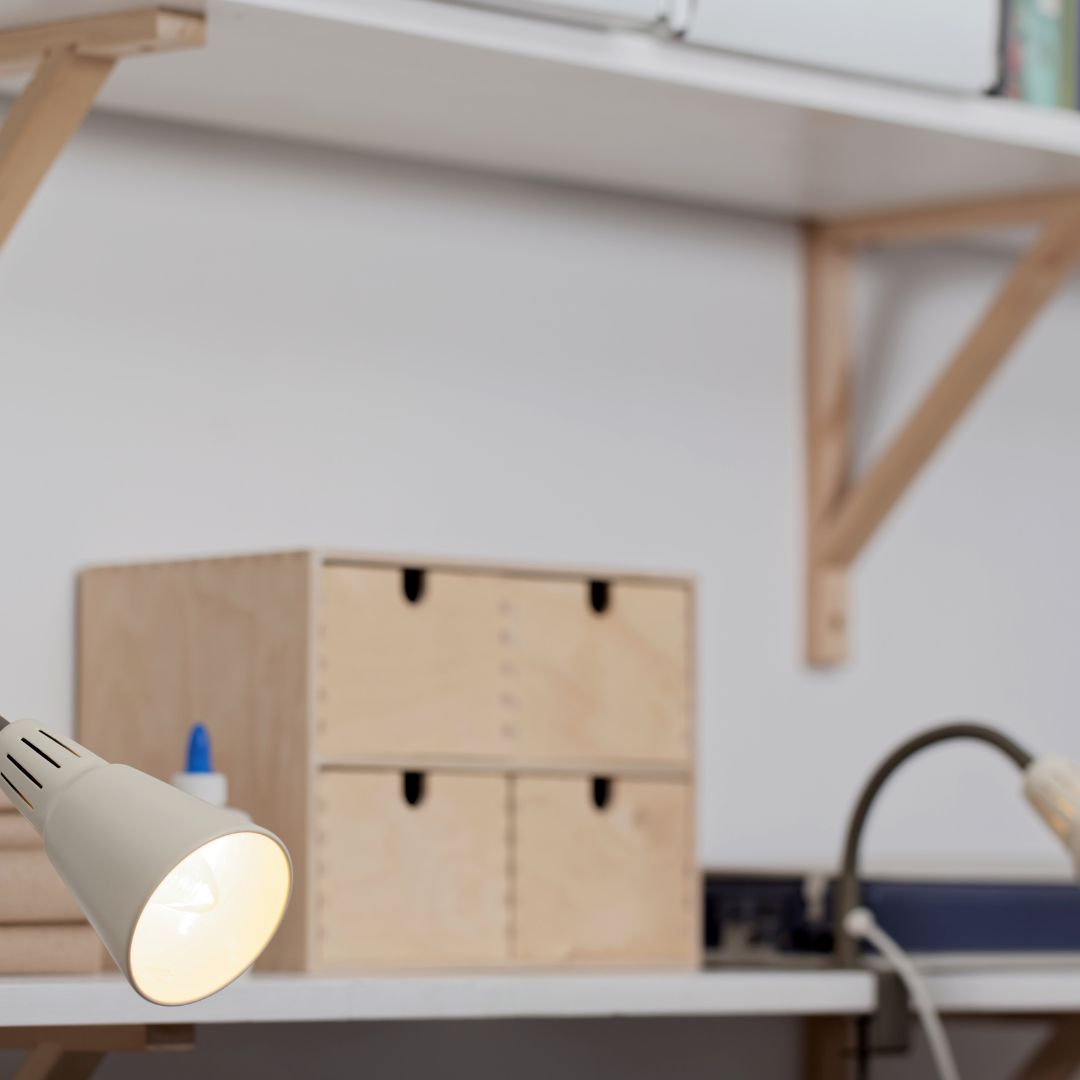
[835,722,1032,967]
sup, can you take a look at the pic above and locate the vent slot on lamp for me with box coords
[7,754,41,789]
[0,772,32,810]
[21,738,60,770]
[39,730,79,757]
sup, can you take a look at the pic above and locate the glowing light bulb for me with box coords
[129,831,291,1005]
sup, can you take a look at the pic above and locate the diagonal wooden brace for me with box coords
[805,201,1080,665]
[1010,1017,1080,1080]
[0,48,116,252]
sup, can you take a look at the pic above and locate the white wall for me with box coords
[4,110,1080,881]
[5,103,1080,1079]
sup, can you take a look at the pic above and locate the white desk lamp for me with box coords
[836,722,1080,1080]
[0,716,291,1006]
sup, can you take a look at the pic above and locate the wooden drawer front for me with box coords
[504,579,691,765]
[319,566,504,759]
[315,770,508,968]
[513,776,695,966]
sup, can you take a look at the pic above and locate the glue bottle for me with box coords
[171,724,229,808]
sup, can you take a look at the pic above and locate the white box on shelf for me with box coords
[685,0,1003,93]
[435,0,675,31]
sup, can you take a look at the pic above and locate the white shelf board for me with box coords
[8,965,1080,1026]
[919,959,1080,1015]
[10,0,1080,217]
[0,971,874,1027]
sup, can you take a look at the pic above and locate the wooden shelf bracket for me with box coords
[0,8,204,254]
[805,189,1080,665]
[4,1024,194,1080]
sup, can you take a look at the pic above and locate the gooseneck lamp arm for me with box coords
[835,722,1033,967]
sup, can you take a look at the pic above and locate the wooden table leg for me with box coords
[1013,1019,1080,1080]
[0,1025,194,1080]
[15,1044,104,1080]
[804,1016,858,1080]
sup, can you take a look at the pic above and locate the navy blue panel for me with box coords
[860,880,1080,952]
[704,873,1080,955]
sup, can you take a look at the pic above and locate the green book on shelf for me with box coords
[1014,0,1065,107]
[1061,0,1078,106]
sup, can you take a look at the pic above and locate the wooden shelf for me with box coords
[917,960,1080,1015]
[7,0,1080,218]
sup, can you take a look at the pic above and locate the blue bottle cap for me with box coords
[185,724,214,774]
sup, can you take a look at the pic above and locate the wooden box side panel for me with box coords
[315,770,509,969]
[683,580,700,957]
[77,553,314,970]
[513,775,697,967]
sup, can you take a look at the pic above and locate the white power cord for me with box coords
[843,907,960,1080]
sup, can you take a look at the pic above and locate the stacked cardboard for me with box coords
[0,804,105,973]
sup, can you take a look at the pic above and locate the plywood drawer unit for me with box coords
[512,775,696,966]
[78,552,698,972]
[315,769,509,968]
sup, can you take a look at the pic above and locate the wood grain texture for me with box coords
[0,808,42,849]
[513,776,696,966]
[0,925,103,975]
[0,851,82,923]
[0,1026,191,1052]
[77,554,313,971]
[80,552,696,971]
[820,212,1080,567]
[804,225,852,665]
[315,770,508,968]
[0,47,114,253]
[503,579,692,767]
[1011,1019,1080,1080]
[802,1017,857,1080]
[318,566,505,760]
[14,1045,103,1080]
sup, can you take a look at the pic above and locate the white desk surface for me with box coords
[7,962,1080,1027]
[0,971,873,1027]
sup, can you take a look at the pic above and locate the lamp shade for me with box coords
[0,721,291,1005]
[1024,755,1080,870]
